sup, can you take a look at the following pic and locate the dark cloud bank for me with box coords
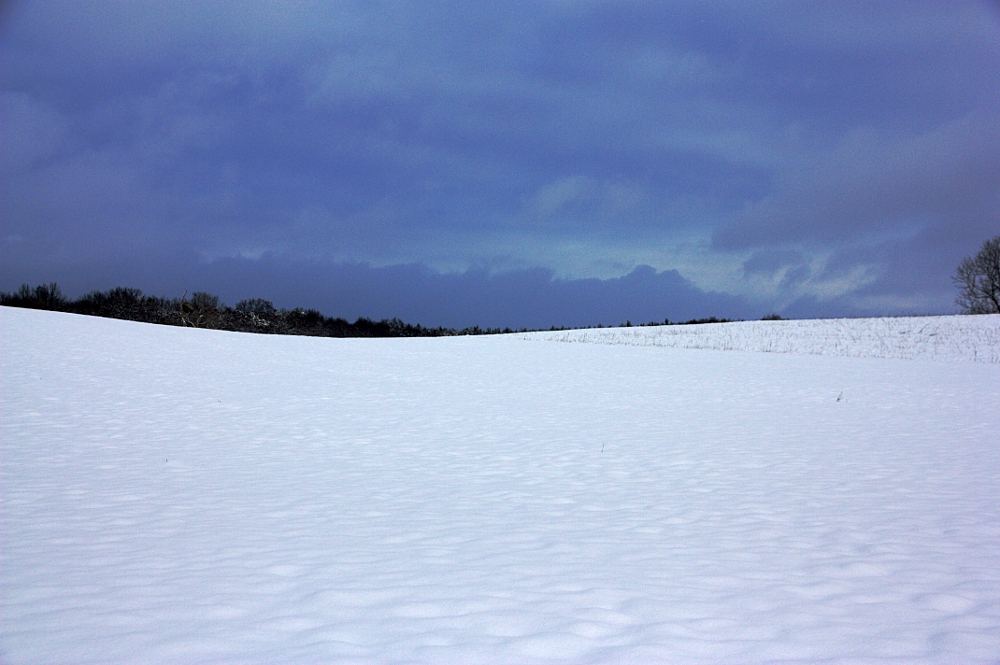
[1,253,759,330]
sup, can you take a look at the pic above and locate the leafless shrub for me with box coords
[954,235,1000,314]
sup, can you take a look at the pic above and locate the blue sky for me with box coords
[2,1,999,328]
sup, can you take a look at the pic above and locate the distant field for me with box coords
[526,314,1000,363]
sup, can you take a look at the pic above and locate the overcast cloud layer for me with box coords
[2,1,999,326]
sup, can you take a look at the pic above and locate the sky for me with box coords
[2,1,999,328]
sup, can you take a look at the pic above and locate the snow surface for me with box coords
[524,315,1000,363]
[2,306,1000,664]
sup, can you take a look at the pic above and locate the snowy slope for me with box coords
[524,314,1000,363]
[2,306,1000,664]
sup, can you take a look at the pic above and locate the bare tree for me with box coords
[953,235,1000,314]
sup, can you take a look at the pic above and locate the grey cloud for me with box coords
[779,265,812,290]
[715,109,1000,251]
[742,249,806,278]
[3,0,998,320]
[0,91,71,173]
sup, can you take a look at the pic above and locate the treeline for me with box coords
[0,283,519,337]
[1,282,759,337]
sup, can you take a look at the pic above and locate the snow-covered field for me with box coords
[2,306,999,664]
[526,315,1000,363]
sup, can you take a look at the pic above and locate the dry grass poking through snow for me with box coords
[526,314,1000,363]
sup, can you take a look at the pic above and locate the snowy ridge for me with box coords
[524,314,1000,362]
[2,306,1000,664]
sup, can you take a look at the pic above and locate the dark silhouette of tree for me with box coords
[235,298,276,316]
[0,283,66,310]
[76,287,146,320]
[954,235,1000,314]
[3,281,742,334]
